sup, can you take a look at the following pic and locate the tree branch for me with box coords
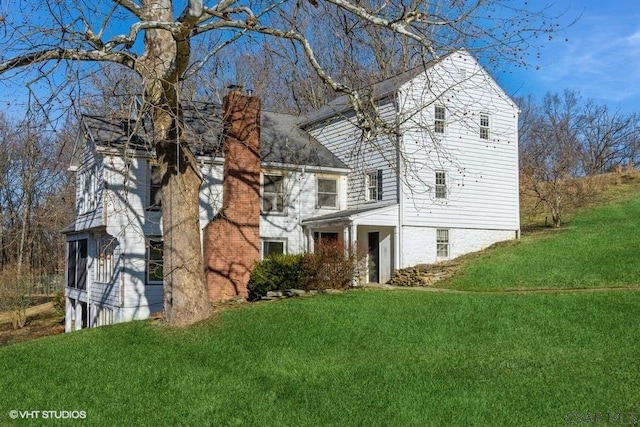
[0,49,136,74]
[113,0,143,19]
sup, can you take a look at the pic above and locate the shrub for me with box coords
[0,265,35,329]
[300,241,363,291]
[248,254,303,300]
[52,290,65,316]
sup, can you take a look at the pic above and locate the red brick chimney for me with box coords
[203,91,261,300]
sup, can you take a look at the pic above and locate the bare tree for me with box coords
[578,101,640,175]
[0,0,565,326]
[520,91,589,228]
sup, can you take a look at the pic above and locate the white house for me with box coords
[63,50,519,331]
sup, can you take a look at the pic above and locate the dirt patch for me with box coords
[0,303,64,346]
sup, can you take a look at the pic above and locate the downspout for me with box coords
[394,91,404,270]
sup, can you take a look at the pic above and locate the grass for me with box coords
[440,188,640,291]
[1,173,639,425]
[0,290,639,426]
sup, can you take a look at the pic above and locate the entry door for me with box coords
[368,232,380,283]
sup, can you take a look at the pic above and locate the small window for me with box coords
[434,105,446,134]
[262,240,286,259]
[436,229,449,258]
[317,178,338,208]
[262,174,285,213]
[435,171,447,199]
[147,238,163,284]
[95,238,115,283]
[148,164,162,210]
[480,113,490,140]
[365,170,382,202]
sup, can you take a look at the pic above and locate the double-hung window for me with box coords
[317,177,338,208]
[435,171,447,199]
[480,113,490,140]
[365,170,382,202]
[434,105,446,134]
[262,174,285,213]
[436,229,449,258]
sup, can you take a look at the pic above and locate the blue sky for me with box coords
[1,1,639,117]
[496,1,640,112]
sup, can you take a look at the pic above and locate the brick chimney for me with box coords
[203,91,261,300]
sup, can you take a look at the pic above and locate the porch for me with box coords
[302,204,399,284]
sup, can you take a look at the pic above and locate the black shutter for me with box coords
[377,169,383,200]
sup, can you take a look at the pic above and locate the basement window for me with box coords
[436,229,449,258]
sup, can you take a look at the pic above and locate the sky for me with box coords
[1,1,639,117]
[495,0,640,113]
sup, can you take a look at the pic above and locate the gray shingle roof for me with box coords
[82,101,348,170]
[299,52,454,127]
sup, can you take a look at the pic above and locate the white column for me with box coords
[65,297,73,333]
[75,302,83,331]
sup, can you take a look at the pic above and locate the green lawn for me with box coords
[1,290,639,426]
[2,191,639,426]
[442,195,640,291]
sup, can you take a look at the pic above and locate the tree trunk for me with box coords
[157,136,212,326]
[137,0,211,326]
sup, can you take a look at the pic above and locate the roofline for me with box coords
[299,51,458,128]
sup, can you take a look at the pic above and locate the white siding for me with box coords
[398,51,520,232]
[308,101,399,207]
[260,170,349,255]
[402,226,516,266]
[74,144,105,230]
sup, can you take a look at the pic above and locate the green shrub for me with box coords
[52,290,65,316]
[248,254,303,300]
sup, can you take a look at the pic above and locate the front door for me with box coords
[368,232,379,283]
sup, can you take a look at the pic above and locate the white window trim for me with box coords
[261,239,287,259]
[435,171,447,200]
[262,173,286,214]
[436,229,450,259]
[316,176,339,209]
[434,105,446,134]
[480,113,490,140]
[365,170,381,202]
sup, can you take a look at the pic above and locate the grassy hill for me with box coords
[0,172,639,426]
